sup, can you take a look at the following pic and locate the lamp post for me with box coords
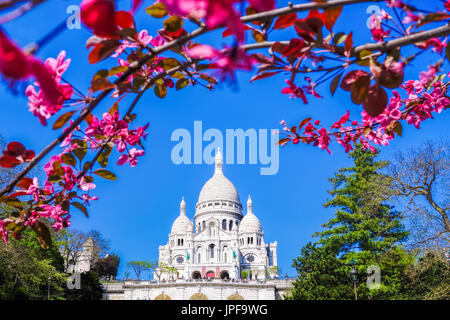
[349,265,359,300]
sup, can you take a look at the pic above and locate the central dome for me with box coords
[197,148,240,204]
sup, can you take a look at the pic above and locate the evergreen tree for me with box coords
[289,147,414,300]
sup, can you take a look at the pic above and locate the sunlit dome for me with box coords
[171,197,194,234]
[197,148,240,204]
[239,195,262,233]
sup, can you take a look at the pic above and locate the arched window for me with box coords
[229,220,233,231]
[222,219,227,230]
[198,253,201,263]
[209,244,215,259]
[209,222,215,237]
[181,239,184,246]
[223,246,228,263]
[247,237,250,245]
[202,221,206,230]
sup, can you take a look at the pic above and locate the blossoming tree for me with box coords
[0,0,449,248]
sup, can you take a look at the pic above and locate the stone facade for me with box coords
[102,279,293,300]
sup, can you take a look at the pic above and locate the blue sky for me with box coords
[0,0,448,277]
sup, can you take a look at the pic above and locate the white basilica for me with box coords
[157,149,278,281]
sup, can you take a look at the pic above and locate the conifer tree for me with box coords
[289,147,414,300]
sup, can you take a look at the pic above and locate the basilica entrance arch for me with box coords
[220,271,230,279]
[192,271,201,279]
[205,271,215,279]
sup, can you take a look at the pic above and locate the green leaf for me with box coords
[163,16,183,32]
[146,2,168,18]
[61,153,77,167]
[176,78,189,90]
[97,145,112,168]
[356,50,373,67]
[47,174,61,183]
[171,72,186,79]
[154,84,167,98]
[72,139,87,161]
[93,169,117,181]
[161,58,180,71]
[72,202,89,218]
[332,32,346,45]
[32,221,52,250]
[330,72,342,96]
[109,65,128,76]
[53,111,76,130]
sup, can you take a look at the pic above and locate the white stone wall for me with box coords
[102,280,294,300]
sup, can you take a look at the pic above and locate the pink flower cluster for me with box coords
[281,77,321,103]
[278,63,449,154]
[369,13,390,42]
[85,111,148,164]
[26,51,74,126]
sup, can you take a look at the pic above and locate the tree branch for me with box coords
[0,0,443,197]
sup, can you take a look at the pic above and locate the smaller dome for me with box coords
[171,197,194,234]
[171,215,193,234]
[239,195,262,233]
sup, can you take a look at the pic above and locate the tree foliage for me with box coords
[289,147,414,300]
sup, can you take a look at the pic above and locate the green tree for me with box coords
[0,230,67,300]
[93,253,120,279]
[289,147,414,300]
[404,250,450,300]
[127,261,156,280]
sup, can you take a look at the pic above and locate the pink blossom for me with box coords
[314,128,331,154]
[26,177,40,202]
[25,51,73,126]
[281,80,308,103]
[402,80,424,95]
[45,50,71,82]
[0,219,9,243]
[117,147,145,167]
[416,38,447,54]
[79,177,96,191]
[150,35,165,47]
[80,194,99,205]
[44,155,62,176]
[331,111,350,129]
[403,10,420,24]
